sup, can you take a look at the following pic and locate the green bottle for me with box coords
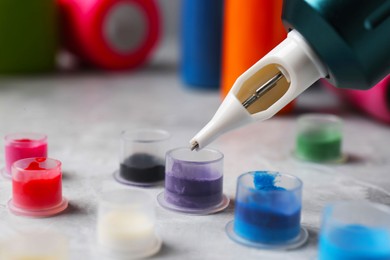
[0,0,58,74]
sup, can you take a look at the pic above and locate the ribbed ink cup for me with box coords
[96,189,161,259]
[295,114,345,163]
[8,157,68,217]
[113,129,170,187]
[226,171,308,250]
[319,202,390,260]
[157,147,229,215]
[2,133,48,179]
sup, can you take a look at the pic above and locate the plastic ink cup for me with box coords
[1,231,68,260]
[226,171,308,250]
[3,133,48,179]
[319,202,390,260]
[157,147,229,215]
[97,189,161,258]
[8,157,68,217]
[295,114,344,162]
[114,129,170,186]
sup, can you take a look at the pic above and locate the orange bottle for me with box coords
[221,0,294,114]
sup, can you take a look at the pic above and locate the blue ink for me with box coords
[234,171,301,243]
[253,171,284,191]
[319,224,390,260]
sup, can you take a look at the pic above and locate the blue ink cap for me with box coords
[226,171,308,250]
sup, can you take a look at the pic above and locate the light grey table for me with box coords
[0,42,389,259]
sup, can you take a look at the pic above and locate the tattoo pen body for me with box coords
[190,0,390,150]
[191,30,327,150]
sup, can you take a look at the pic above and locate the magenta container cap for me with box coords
[157,147,229,215]
[8,157,68,217]
[2,133,47,179]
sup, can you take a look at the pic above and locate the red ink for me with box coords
[15,138,33,142]
[11,158,62,210]
[24,161,46,171]
[12,174,62,210]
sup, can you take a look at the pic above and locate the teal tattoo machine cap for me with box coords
[190,0,390,150]
[283,0,390,90]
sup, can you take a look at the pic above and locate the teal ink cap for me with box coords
[319,202,390,259]
[282,0,390,89]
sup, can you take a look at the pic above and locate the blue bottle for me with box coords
[180,0,223,89]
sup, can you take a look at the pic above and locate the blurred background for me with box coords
[0,0,387,122]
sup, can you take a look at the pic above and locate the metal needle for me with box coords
[242,72,284,109]
[190,141,199,151]
[191,72,284,151]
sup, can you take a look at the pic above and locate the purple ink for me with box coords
[165,174,223,208]
[163,147,224,209]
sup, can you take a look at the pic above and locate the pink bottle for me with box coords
[3,133,48,178]
[324,75,390,124]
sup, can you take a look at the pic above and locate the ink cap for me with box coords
[319,201,390,259]
[96,189,161,258]
[226,171,308,250]
[8,157,68,217]
[2,133,47,179]
[295,114,346,163]
[157,147,229,215]
[114,129,170,187]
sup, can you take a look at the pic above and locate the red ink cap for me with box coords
[8,157,68,217]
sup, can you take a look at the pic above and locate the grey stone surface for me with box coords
[0,41,389,259]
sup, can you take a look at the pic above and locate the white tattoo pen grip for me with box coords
[190,30,328,150]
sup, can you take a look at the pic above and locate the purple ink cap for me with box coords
[157,147,229,215]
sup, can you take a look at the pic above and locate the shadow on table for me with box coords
[150,242,177,259]
[61,171,73,181]
[304,226,319,248]
[62,202,91,216]
[344,153,366,165]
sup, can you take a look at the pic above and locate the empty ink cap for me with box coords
[114,129,170,187]
[319,202,390,259]
[96,189,161,258]
[1,230,68,260]
[157,147,229,215]
[226,171,308,250]
[2,133,47,179]
[8,157,68,217]
[295,114,345,163]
